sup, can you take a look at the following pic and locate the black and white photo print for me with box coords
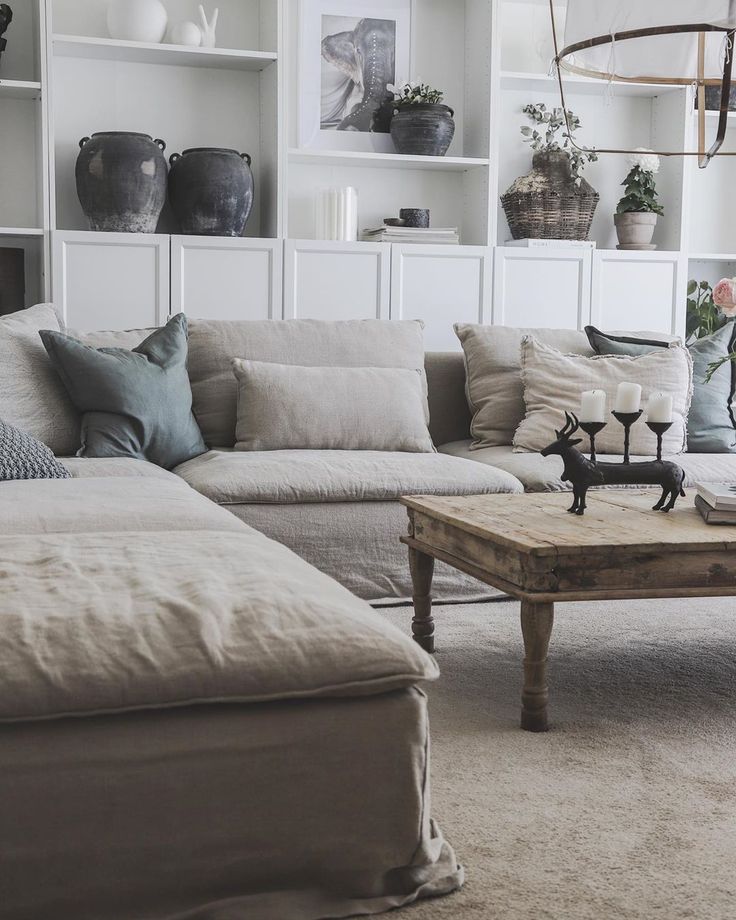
[299,0,411,151]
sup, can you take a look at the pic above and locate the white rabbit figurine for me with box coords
[198,5,218,48]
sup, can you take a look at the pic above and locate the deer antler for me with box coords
[556,412,580,440]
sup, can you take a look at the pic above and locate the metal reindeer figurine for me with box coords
[541,412,686,516]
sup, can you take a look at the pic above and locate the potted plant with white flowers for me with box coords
[614,149,664,250]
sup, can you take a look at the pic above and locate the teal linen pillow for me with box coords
[585,324,736,453]
[40,314,206,469]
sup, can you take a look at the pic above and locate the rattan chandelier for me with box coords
[550,0,736,168]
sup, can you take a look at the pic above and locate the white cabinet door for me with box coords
[170,236,283,321]
[283,240,391,320]
[591,251,686,337]
[52,231,169,332]
[492,247,593,329]
[390,245,492,350]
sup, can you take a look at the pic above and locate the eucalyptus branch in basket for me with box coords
[519,103,598,183]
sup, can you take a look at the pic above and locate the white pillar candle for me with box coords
[614,382,642,414]
[646,392,673,424]
[580,389,606,423]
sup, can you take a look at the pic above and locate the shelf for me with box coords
[689,253,736,262]
[288,148,490,172]
[53,35,277,71]
[694,109,736,120]
[0,80,42,100]
[0,227,44,238]
[500,70,684,99]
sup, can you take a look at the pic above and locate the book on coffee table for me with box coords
[696,482,736,510]
[695,494,736,524]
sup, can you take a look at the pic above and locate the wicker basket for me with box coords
[501,150,599,241]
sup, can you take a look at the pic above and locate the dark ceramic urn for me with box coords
[168,148,254,237]
[390,103,456,157]
[76,132,168,233]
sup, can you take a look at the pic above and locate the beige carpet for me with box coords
[380,598,736,920]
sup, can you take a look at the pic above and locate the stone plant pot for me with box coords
[390,103,456,157]
[614,211,658,250]
[168,148,254,237]
[76,132,168,233]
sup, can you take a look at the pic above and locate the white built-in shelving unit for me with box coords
[3,0,736,343]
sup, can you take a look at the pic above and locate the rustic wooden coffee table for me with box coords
[401,490,736,732]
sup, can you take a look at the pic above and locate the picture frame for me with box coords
[297,0,412,153]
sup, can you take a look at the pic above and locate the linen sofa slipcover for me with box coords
[0,471,461,917]
[174,449,522,600]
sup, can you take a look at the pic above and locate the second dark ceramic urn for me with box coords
[168,147,254,237]
[76,132,168,233]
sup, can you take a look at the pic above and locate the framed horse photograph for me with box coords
[297,0,412,152]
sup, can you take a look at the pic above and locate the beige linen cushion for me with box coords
[0,304,81,456]
[514,336,693,456]
[232,360,435,452]
[189,319,428,448]
[455,323,593,448]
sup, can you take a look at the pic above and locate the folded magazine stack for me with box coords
[362,225,460,244]
[695,482,736,524]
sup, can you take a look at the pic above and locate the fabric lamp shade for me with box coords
[551,0,736,165]
[560,1,736,84]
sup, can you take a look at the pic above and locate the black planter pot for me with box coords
[390,103,456,157]
[0,4,12,64]
[168,148,254,237]
[76,132,168,233]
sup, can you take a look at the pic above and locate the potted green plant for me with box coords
[501,103,599,241]
[388,81,455,157]
[614,149,664,250]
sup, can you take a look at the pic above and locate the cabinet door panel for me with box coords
[170,237,282,321]
[52,231,169,332]
[390,245,491,351]
[492,248,593,329]
[591,251,685,336]
[284,240,391,320]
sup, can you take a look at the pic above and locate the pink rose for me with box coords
[713,278,736,316]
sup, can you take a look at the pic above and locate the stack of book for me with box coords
[695,482,736,523]
[362,226,460,244]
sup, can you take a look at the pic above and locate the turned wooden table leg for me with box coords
[408,546,435,653]
[520,600,554,732]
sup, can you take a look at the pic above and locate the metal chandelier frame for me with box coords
[549,0,736,168]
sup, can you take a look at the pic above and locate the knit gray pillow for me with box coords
[0,420,71,481]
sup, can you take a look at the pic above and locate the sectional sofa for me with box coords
[3,303,735,920]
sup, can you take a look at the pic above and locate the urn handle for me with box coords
[446,106,455,118]
[154,138,166,152]
[240,152,252,166]
[169,152,181,165]
[79,136,91,149]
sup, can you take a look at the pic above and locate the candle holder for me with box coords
[579,421,607,462]
[646,421,673,462]
[540,411,685,516]
[611,410,644,465]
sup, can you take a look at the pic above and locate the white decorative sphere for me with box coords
[168,21,202,47]
[107,0,168,44]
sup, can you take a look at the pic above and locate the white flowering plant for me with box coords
[616,148,664,216]
[388,81,445,107]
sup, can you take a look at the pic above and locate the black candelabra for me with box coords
[541,412,686,516]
